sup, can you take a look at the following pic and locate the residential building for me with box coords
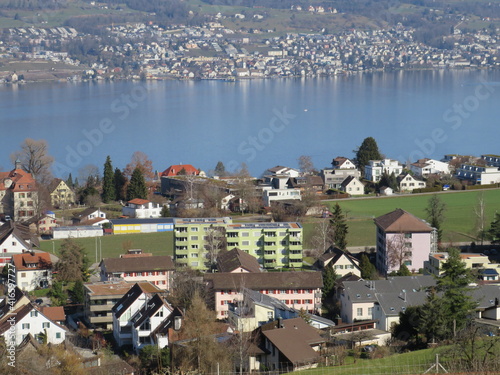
[12,251,53,291]
[30,211,58,235]
[122,199,162,219]
[481,154,500,167]
[84,280,161,330]
[217,248,262,273]
[314,247,361,278]
[0,160,38,221]
[112,283,180,351]
[48,178,75,208]
[340,176,365,196]
[262,188,301,206]
[173,217,303,270]
[424,252,498,277]
[374,209,437,275]
[0,287,66,346]
[72,207,106,225]
[455,164,500,185]
[0,221,39,267]
[339,276,436,326]
[110,218,174,234]
[254,317,325,371]
[161,164,200,177]
[204,271,323,319]
[320,157,360,189]
[99,253,175,289]
[397,173,426,193]
[365,159,403,182]
[410,158,451,177]
[286,176,324,193]
[265,166,300,177]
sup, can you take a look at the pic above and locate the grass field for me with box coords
[38,231,173,263]
[304,189,500,247]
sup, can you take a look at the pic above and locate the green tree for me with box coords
[66,173,74,189]
[393,305,420,343]
[354,137,382,175]
[214,161,227,177]
[425,194,446,242]
[139,345,170,374]
[113,167,127,201]
[330,203,348,250]
[127,167,148,200]
[418,288,449,343]
[160,205,170,217]
[72,279,85,304]
[101,155,116,203]
[488,212,500,244]
[360,254,377,279]
[49,281,67,306]
[379,171,398,191]
[397,263,412,276]
[322,265,337,300]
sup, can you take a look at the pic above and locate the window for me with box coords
[22,323,30,329]
[30,311,38,317]
[190,253,198,258]
[191,227,198,232]
[42,322,50,328]
[21,272,26,278]
[404,233,412,239]
[368,307,373,315]
[404,260,412,266]
[267,311,273,320]
[190,236,198,240]
[242,241,250,246]
[191,244,199,249]
[357,308,363,316]
[241,232,249,237]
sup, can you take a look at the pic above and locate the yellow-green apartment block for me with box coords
[173,217,303,270]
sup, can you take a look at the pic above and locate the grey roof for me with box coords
[472,285,500,309]
[375,291,429,316]
[342,276,436,303]
[242,287,295,313]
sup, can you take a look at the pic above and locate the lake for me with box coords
[1,69,499,178]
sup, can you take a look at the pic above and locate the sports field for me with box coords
[39,231,173,263]
[312,189,500,247]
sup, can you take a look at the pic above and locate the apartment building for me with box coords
[173,217,303,270]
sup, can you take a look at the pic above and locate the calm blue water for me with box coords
[1,69,500,177]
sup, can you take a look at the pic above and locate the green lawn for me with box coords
[315,189,500,247]
[39,232,173,263]
[299,346,447,375]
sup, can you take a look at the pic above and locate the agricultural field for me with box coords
[305,189,500,247]
[38,231,173,263]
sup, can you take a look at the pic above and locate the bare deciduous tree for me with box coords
[473,192,487,245]
[204,225,227,270]
[10,138,54,183]
[386,232,412,272]
[298,155,316,176]
[123,151,154,181]
[309,218,335,259]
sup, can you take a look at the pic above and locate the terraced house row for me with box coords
[173,217,303,270]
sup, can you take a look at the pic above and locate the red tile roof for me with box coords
[161,164,199,177]
[41,306,65,322]
[12,252,52,271]
[128,198,150,205]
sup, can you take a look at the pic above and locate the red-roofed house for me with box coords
[41,306,66,325]
[161,164,200,177]
[0,160,38,221]
[122,199,162,218]
[12,251,53,291]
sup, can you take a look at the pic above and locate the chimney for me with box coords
[278,317,283,328]
[335,315,342,326]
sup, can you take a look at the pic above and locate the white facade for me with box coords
[1,307,66,346]
[0,232,30,256]
[122,200,162,219]
[263,188,301,206]
[365,159,403,182]
[455,164,500,185]
[52,226,103,239]
[113,292,151,347]
[410,159,450,177]
[16,268,52,292]
[398,174,426,193]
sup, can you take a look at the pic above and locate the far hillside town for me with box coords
[1,137,500,374]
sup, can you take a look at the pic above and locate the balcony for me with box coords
[90,303,115,312]
[90,315,113,324]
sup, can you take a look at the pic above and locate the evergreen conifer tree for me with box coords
[101,155,115,203]
[127,167,148,200]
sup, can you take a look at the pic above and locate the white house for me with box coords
[315,247,361,278]
[265,166,300,177]
[398,174,426,193]
[365,159,403,182]
[0,221,39,267]
[72,207,106,225]
[0,287,66,346]
[12,252,53,291]
[410,158,451,177]
[122,199,162,219]
[340,176,365,196]
[262,188,301,206]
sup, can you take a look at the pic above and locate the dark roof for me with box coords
[112,283,160,318]
[374,209,433,233]
[110,218,174,225]
[217,248,262,273]
[132,294,172,328]
[101,255,175,273]
[204,271,323,290]
[315,247,360,270]
[261,318,324,364]
[0,221,39,248]
[73,207,101,219]
[0,286,25,319]
[0,303,33,335]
